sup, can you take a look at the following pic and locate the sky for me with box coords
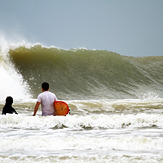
[0,0,163,57]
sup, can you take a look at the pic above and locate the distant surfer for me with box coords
[2,96,18,115]
[33,82,58,116]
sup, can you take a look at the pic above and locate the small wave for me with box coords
[0,113,162,130]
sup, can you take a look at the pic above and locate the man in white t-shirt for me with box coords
[33,82,58,116]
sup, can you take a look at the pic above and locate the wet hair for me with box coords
[5,96,13,106]
[42,82,49,91]
[2,96,18,115]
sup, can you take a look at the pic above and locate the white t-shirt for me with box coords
[37,91,58,116]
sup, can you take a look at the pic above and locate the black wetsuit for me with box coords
[2,105,18,115]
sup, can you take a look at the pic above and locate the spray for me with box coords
[0,35,32,101]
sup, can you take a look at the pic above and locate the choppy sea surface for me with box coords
[0,42,163,162]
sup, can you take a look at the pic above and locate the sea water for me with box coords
[0,41,163,162]
[0,99,163,163]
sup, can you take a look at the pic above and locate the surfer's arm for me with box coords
[53,97,57,116]
[53,103,56,116]
[33,102,40,116]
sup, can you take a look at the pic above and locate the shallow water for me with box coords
[0,99,163,163]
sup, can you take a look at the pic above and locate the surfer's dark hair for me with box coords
[5,96,13,106]
[42,82,49,91]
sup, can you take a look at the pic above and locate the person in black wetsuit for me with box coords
[2,96,18,115]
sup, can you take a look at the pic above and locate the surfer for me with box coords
[33,82,58,116]
[2,96,18,115]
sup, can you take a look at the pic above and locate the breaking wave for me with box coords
[7,44,163,100]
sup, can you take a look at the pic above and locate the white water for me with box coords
[0,36,31,101]
[0,98,163,163]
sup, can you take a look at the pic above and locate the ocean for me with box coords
[0,42,163,163]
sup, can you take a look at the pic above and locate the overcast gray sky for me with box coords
[0,0,163,56]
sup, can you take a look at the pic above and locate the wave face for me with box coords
[8,45,163,100]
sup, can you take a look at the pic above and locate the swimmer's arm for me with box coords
[33,102,40,116]
[13,109,18,114]
[2,110,6,115]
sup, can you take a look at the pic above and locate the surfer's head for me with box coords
[5,96,13,106]
[42,82,49,91]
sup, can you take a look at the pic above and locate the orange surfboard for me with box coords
[54,101,69,116]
